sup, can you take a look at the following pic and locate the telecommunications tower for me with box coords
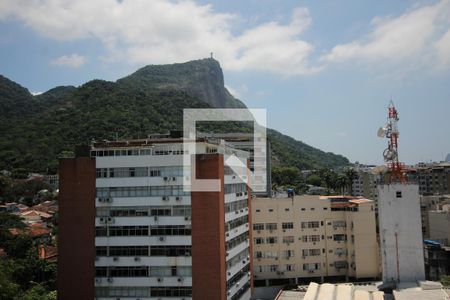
[377,101,406,183]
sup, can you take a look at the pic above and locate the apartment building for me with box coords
[58,135,252,300]
[351,164,378,204]
[429,203,450,246]
[417,162,450,196]
[420,195,450,239]
[198,132,271,197]
[251,195,379,286]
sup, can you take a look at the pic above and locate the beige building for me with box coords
[252,195,380,286]
[429,204,450,246]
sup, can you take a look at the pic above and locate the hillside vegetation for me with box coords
[0,59,349,173]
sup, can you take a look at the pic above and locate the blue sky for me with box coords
[1,0,449,165]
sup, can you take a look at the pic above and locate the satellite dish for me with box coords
[377,127,387,138]
[383,148,397,161]
[371,165,389,175]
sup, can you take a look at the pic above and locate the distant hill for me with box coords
[0,59,349,173]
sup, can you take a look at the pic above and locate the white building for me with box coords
[377,183,425,283]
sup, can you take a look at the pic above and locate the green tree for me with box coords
[306,174,322,187]
[335,174,349,195]
[344,167,358,196]
[0,260,21,300]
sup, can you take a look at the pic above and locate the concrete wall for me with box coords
[378,183,425,283]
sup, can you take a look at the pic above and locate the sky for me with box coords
[1,0,449,165]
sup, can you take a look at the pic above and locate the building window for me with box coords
[396,191,402,198]
[253,223,264,231]
[266,237,277,244]
[333,234,347,241]
[254,237,264,245]
[301,221,319,229]
[282,236,294,244]
[265,223,277,230]
[282,222,294,230]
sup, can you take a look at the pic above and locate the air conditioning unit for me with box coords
[235,210,239,214]
[309,270,314,273]
[184,216,190,221]
[242,260,246,264]
[105,197,113,203]
[227,271,231,276]
[113,257,119,261]
[177,277,184,282]
[172,177,176,181]
[226,232,229,237]
[162,196,169,201]
[163,177,168,181]
[95,278,102,283]
[99,217,105,223]
[107,217,114,224]
[159,236,165,242]
[176,196,182,201]
[154,216,158,221]
[157,277,163,282]
[134,257,140,262]
[107,277,113,283]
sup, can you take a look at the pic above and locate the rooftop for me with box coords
[275,281,450,300]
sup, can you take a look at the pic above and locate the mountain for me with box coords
[118,58,246,108]
[0,59,349,173]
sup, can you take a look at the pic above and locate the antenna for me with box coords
[377,101,406,183]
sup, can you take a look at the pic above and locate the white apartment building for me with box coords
[58,135,253,300]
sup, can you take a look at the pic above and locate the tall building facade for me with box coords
[252,195,379,286]
[417,162,450,196]
[58,136,253,300]
[198,132,272,197]
[377,183,425,283]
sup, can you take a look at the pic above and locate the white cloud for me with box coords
[50,54,87,68]
[0,0,317,76]
[321,0,450,68]
[435,29,450,67]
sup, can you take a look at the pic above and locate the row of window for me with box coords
[227,248,249,270]
[226,215,248,232]
[253,221,350,231]
[96,185,189,197]
[226,232,249,251]
[96,245,191,257]
[253,222,294,231]
[254,248,350,259]
[253,234,348,244]
[255,207,329,213]
[91,146,187,158]
[95,225,191,237]
[224,183,248,195]
[255,263,321,273]
[225,199,248,213]
[94,287,192,297]
[227,264,250,290]
[230,282,250,300]
[97,205,191,217]
[96,166,187,178]
[95,266,191,277]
